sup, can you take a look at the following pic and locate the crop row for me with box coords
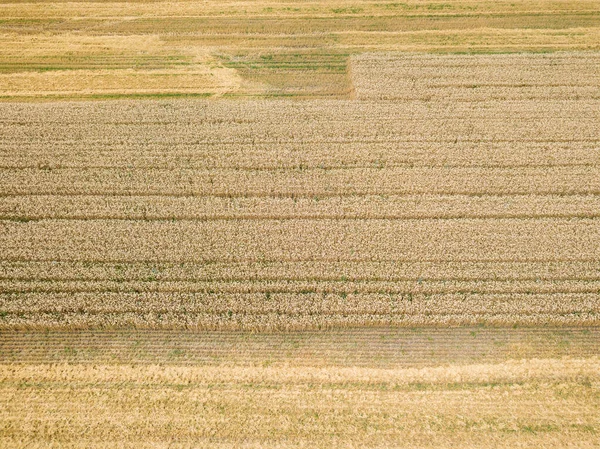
[2,278,600,294]
[3,114,598,142]
[3,260,599,282]
[2,166,599,196]
[352,53,600,100]
[1,312,597,329]
[2,194,600,221]
[2,99,599,123]
[2,291,598,313]
[2,141,600,170]
[2,218,598,262]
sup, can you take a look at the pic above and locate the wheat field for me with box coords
[1,52,599,329]
[2,1,600,446]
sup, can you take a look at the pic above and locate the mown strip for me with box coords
[1,1,600,99]
[1,327,597,366]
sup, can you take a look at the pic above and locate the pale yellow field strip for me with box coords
[1,327,599,448]
[3,260,600,281]
[3,168,600,196]
[1,139,600,168]
[0,357,599,448]
[2,195,600,220]
[1,219,599,261]
[1,1,600,98]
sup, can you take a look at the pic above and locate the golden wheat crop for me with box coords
[0,52,599,329]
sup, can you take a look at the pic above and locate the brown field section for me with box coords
[1,327,598,366]
[0,52,599,329]
[0,327,599,448]
[1,0,600,98]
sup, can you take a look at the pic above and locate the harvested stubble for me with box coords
[1,52,600,329]
[2,327,599,366]
[1,349,599,448]
[1,0,600,99]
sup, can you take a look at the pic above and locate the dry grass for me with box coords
[1,328,600,448]
[1,0,600,99]
[1,356,599,448]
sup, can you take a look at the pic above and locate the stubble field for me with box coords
[1,0,600,99]
[0,327,599,448]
